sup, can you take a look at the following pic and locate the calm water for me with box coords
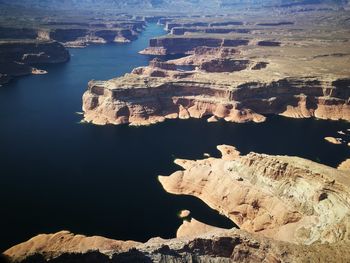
[0,23,349,252]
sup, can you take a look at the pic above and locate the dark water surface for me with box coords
[0,23,349,252]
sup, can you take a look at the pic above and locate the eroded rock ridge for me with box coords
[83,11,350,125]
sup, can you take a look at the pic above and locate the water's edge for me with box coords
[0,23,349,251]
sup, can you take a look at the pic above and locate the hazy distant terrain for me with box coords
[0,0,348,10]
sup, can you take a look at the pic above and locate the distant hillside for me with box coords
[0,0,348,10]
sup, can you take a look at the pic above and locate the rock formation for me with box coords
[338,159,350,171]
[0,14,147,84]
[178,210,191,218]
[3,231,140,262]
[139,36,250,55]
[176,218,226,238]
[83,10,350,126]
[325,137,343,144]
[159,145,350,245]
[82,69,350,126]
[0,40,69,84]
[4,146,350,262]
[0,20,145,48]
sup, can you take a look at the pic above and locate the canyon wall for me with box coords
[82,73,350,126]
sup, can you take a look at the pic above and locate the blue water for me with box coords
[0,23,349,252]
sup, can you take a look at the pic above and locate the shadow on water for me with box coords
[0,23,349,252]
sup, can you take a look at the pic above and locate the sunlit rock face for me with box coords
[82,68,350,126]
[4,146,350,262]
[159,145,350,245]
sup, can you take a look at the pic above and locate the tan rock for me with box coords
[178,104,190,119]
[82,10,350,127]
[5,228,350,263]
[4,231,140,262]
[338,159,350,172]
[207,115,219,122]
[159,145,350,245]
[176,218,228,238]
[179,209,191,218]
[31,68,47,75]
[217,144,240,160]
[82,73,349,126]
[4,145,350,262]
[324,137,342,144]
[6,148,350,262]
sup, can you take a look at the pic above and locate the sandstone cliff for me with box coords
[4,147,350,262]
[82,68,350,126]
[83,10,350,126]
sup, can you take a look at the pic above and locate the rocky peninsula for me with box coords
[4,145,350,262]
[0,40,69,85]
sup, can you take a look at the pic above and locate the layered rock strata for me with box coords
[159,145,350,245]
[82,71,350,126]
[49,27,140,47]
[140,36,250,55]
[84,9,350,126]
[0,19,145,45]
[0,16,147,84]
[4,147,350,262]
